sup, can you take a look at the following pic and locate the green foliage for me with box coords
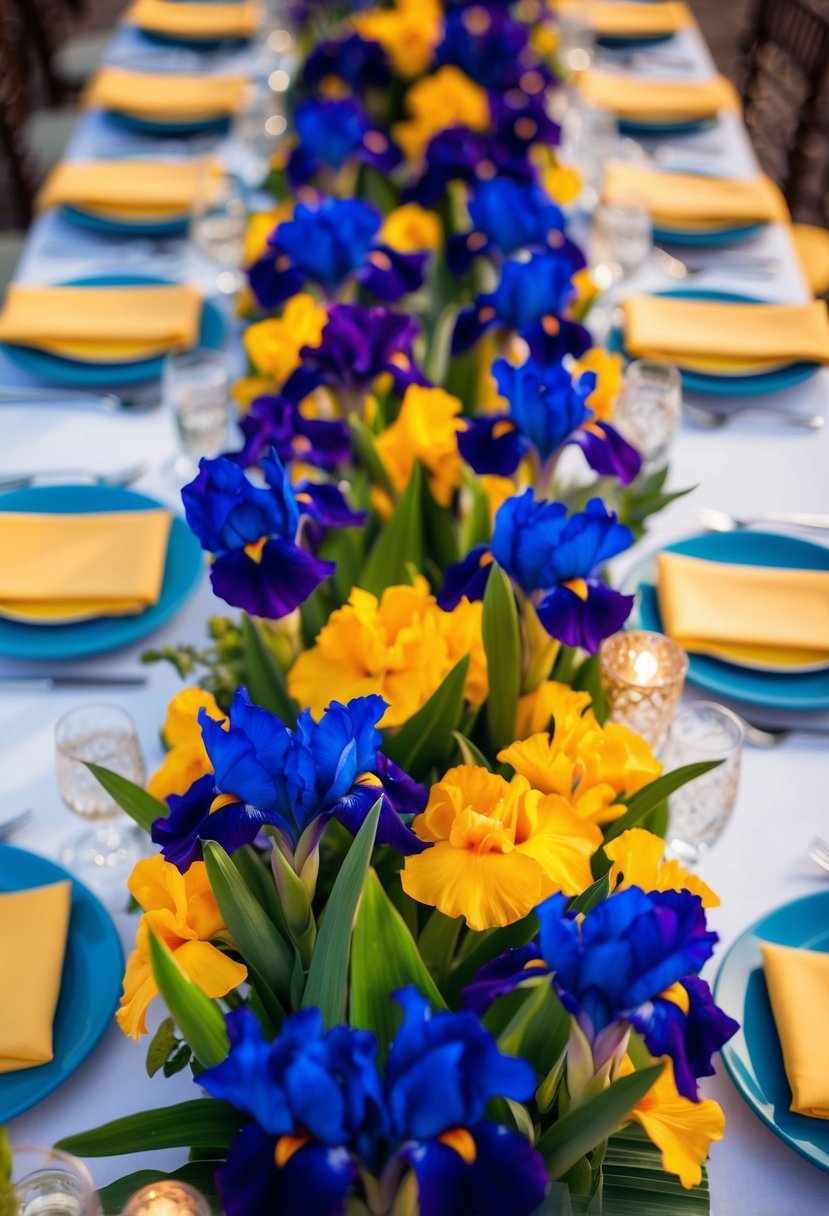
[602,1126,710,1214]
[56,1100,243,1157]
[482,562,522,751]
[382,655,469,777]
[240,613,298,724]
[85,764,166,833]
[360,461,424,595]
[145,1017,192,1080]
[148,934,229,1068]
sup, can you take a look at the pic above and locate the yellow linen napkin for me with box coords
[557,1,692,37]
[0,881,72,1073]
[577,70,740,122]
[85,68,247,121]
[656,551,829,667]
[622,295,829,370]
[0,283,202,362]
[762,942,829,1118]
[36,159,222,219]
[127,0,259,40]
[602,162,789,227]
[0,510,172,620]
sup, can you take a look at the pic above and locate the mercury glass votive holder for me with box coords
[120,1182,211,1216]
[599,630,689,748]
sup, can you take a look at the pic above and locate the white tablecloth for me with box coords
[2,15,829,1216]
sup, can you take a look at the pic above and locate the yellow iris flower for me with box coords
[379,203,442,253]
[146,688,227,802]
[394,66,489,163]
[243,293,329,388]
[117,856,247,1040]
[376,385,465,507]
[353,0,443,78]
[516,679,594,738]
[621,1056,726,1188]
[604,828,720,908]
[287,577,487,728]
[573,347,624,422]
[401,765,601,929]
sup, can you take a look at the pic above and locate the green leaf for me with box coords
[240,613,298,725]
[98,1164,222,1216]
[348,416,395,497]
[459,471,493,553]
[145,1016,178,1079]
[602,1126,710,1215]
[569,872,611,915]
[446,915,538,1005]
[56,1100,243,1156]
[572,653,608,725]
[538,1064,663,1178]
[148,933,230,1068]
[360,461,424,596]
[452,730,492,770]
[601,762,724,848]
[382,655,469,776]
[302,799,381,1026]
[482,562,522,751]
[418,907,463,990]
[351,869,446,1056]
[202,841,292,1017]
[85,764,166,833]
[497,981,569,1076]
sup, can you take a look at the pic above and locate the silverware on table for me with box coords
[808,837,829,875]
[0,462,147,492]
[0,673,149,691]
[683,401,825,431]
[0,386,162,413]
[0,809,33,840]
[697,506,829,533]
[733,717,829,748]
[654,246,779,281]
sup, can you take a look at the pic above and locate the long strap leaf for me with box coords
[56,1099,243,1156]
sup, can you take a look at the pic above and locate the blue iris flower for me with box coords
[404,126,535,209]
[287,96,401,188]
[489,86,560,152]
[197,990,548,1216]
[301,303,428,396]
[234,391,352,471]
[302,33,391,93]
[447,178,565,275]
[535,888,738,1099]
[181,449,334,619]
[151,690,428,870]
[452,248,586,354]
[437,5,530,89]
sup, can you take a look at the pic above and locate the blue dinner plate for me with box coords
[0,274,226,388]
[714,891,829,1173]
[0,844,123,1123]
[628,529,829,711]
[597,33,675,49]
[619,116,715,137]
[106,110,230,136]
[653,221,764,246]
[0,484,205,661]
[61,204,188,238]
[609,288,820,397]
[136,29,249,51]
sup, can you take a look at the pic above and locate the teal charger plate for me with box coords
[106,110,230,136]
[653,221,763,246]
[0,484,205,661]
[619,116,715,137]
[61,204,188,238]
[628,529,829,711]
[0,844,123,1122]
[714,890,829,1174]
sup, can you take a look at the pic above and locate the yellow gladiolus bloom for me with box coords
[379,203,442,253]
[604,828,720,908]
[117,856,247,1040]
[376,385,465,507]
[401,765,601,929]
[354,0,443,78]
[394,66,489,163]
[287,577,487,728]
[573,347,624,422]
[621,1056,726,1188]
[243,293,328,387]
[515,680,594,739]
[147,688,227,802]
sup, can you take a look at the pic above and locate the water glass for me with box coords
[55,705,146,902]
[590,198,653,283]
[614,359,682,469]
[189,172,246,295]
[164,348,230,468]
[557,5,596,75]
[599,630,689,749]
[233,83,287,188]
[561,104,618,198]
[10,1146,99,1216]
[121,1181,211,1216]
[662,701,744,865]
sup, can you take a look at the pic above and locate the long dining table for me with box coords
[1,6,828,1215]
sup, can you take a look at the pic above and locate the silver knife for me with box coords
[0,674,149,690]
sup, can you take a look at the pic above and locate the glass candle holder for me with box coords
[121,1181,211,1216]
[613,359,682,470]
[662,700,744,866]
[10,1146,99,1216]
[599,630,689,748]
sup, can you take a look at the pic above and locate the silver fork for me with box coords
[683,401,824,431]
[0,386,162,413]
[808,837,829,875]
[0,809,33,841]
[0,462,147,492]
[655,246,779,281]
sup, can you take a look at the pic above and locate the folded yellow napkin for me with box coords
[0,510,172,621]
[622,295,829,371]
[0,283,202,362]
[85,68,247,121]
[762,942,829,1118]
[557,1,692,37]
[127,0,259,40]
[36,159,222,219]
[602,162,789,227]
[0,881,72,1073]
[577,70,740,121]
[656,551,829,667]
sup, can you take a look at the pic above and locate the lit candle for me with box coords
[121,1182,211,1216]
[599,630,688,748]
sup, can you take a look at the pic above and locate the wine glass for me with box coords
[55,705,146,905]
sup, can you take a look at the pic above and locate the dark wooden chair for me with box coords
[0,12,41,226]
